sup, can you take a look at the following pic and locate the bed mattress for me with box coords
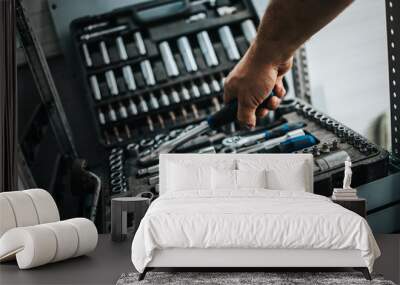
[131,190,380,273]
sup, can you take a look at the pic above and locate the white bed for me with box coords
[131,154,380,280]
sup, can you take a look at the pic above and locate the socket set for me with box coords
[71,0,258,146]
[70,1,389,232]
[100,97,389,232]
[117,98,389,200]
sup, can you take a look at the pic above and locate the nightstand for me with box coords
[331,198,367,218]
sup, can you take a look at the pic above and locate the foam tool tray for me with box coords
[121,99,389,193]
[70,0,260,147]
[94,98,389,232]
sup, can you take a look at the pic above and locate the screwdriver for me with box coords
[258,135,317,154]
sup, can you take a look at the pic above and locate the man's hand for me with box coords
[223,43,292,129]
[223,0,352,129]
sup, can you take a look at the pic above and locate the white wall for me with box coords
[305,0,390,146]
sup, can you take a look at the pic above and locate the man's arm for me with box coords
[224,0,353,129]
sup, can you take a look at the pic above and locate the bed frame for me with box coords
[139,248,371,280]
[138,154,372,281]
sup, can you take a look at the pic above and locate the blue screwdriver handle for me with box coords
[260,134,317,153]
[264,122,306,140]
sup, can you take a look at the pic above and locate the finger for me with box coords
[237,102,257,129]
[256,108,269,118]
[223,86,235,104]
[223,76,236,104]
[274,76,286,98]
[266,96,282,110]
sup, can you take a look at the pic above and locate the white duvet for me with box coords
[131,190,380,273]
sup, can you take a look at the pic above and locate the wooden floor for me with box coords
[0,234,398,285]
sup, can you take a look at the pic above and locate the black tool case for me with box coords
[70,0,389,233]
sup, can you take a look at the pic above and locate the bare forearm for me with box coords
[253,0,353,64]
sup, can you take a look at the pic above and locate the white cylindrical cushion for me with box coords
[42,221,79,262]
[1,192,39,227]
[0,226,57,269]
[0,218,97,269]
[0,196,17,237]
[23,189,59,223]
[65,218,98,257]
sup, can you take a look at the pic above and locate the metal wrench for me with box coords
[222,122,305,149]
[138,92,276,165]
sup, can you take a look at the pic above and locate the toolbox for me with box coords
[69,0,389,233]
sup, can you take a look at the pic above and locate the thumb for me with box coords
[237,100,257,129]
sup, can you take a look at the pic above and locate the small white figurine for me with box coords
[343,157,353,189]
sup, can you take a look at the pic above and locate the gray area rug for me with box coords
[116,272,395,285]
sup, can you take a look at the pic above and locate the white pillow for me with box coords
[167,162,211,191]
[266,167,307,191]
[212,168,237,190]
[236,169,267,189]
[237,157,310,192]
[211,169,268,191]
